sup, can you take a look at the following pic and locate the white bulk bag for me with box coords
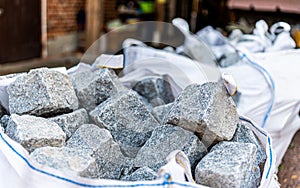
[0,116,278,188]
[221,49,300,167]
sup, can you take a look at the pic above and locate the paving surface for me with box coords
[278,130,300,188]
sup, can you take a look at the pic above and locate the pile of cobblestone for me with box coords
[0,67,266,187]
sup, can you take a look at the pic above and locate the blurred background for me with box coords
[1,0,300,67]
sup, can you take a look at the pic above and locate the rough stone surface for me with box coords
[0,104,6,117]
[247,165,261,188]
[195,141,257,188]
[30,146,98,178]
[49,108,89,139]
[71,68,126,111]
[0,115,10,130]
[7,68,79,117]
[134,91,153,111]
[231,121,267,168]
[66,124,113,152]
[134,124,207,172]
[90,91,160,157]
[67,124,131,179]
[121,167,158,181]
[132,77,175,107]
[164,82,239,146]
[6,114,66,152]
[230,121,266,187]
[152,103,173,124]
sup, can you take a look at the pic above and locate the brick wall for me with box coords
[47,0,118,39]
[47,0,86,40]
[104,0,118,24]
[46,0,118,55]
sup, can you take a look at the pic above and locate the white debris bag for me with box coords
[0,49,278,188]
[221,49,300,167]
[121,46,220,97]
[194,23,300,169]
[0,115,278,188]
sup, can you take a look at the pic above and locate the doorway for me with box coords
[0,0,41,63]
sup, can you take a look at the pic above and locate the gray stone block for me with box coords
[30,146,98,178]
[152,103,173,124]
[49,108,89,139]
[66,124,113,152]
[134,124,207,172]
[0,115,10,131]
[231,121,267,168]
[67,124,131,179]
[7,68,79,116]
[121,167,158,181]
[6,114,66,152]
[134,91,153,111]
[246,165,261,188]
[0,104,6,118]
[164,82,238,146]
[90,91,160,157]
[132,77,175,107]
[71,68,126,111]
[195,141,257,188]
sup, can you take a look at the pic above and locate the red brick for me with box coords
[47,0,86,40]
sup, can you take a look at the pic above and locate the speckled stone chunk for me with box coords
[230,121,267,187]
[152,103,173,124]
[71,68,126,111]
[67,124,131,179]
[231,121,267,167]
[49,108,89,139]
[5,114,66,152]
[134,124,207,172]
[90,91,160,157]
[66,124,113,152]
[0,114,10,130]
[121,167,158,181]
[7,68,79,116]
[246,165,261,188]
[30,146,98,178]
[0,104,6,117]
[195,141,257,188]
[164,82,238,145]
[132,77,175,107]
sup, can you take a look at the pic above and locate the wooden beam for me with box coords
[156,0,166,21]
[168,0,176,22]
[85,0,104,50]
[41,0,48,57]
